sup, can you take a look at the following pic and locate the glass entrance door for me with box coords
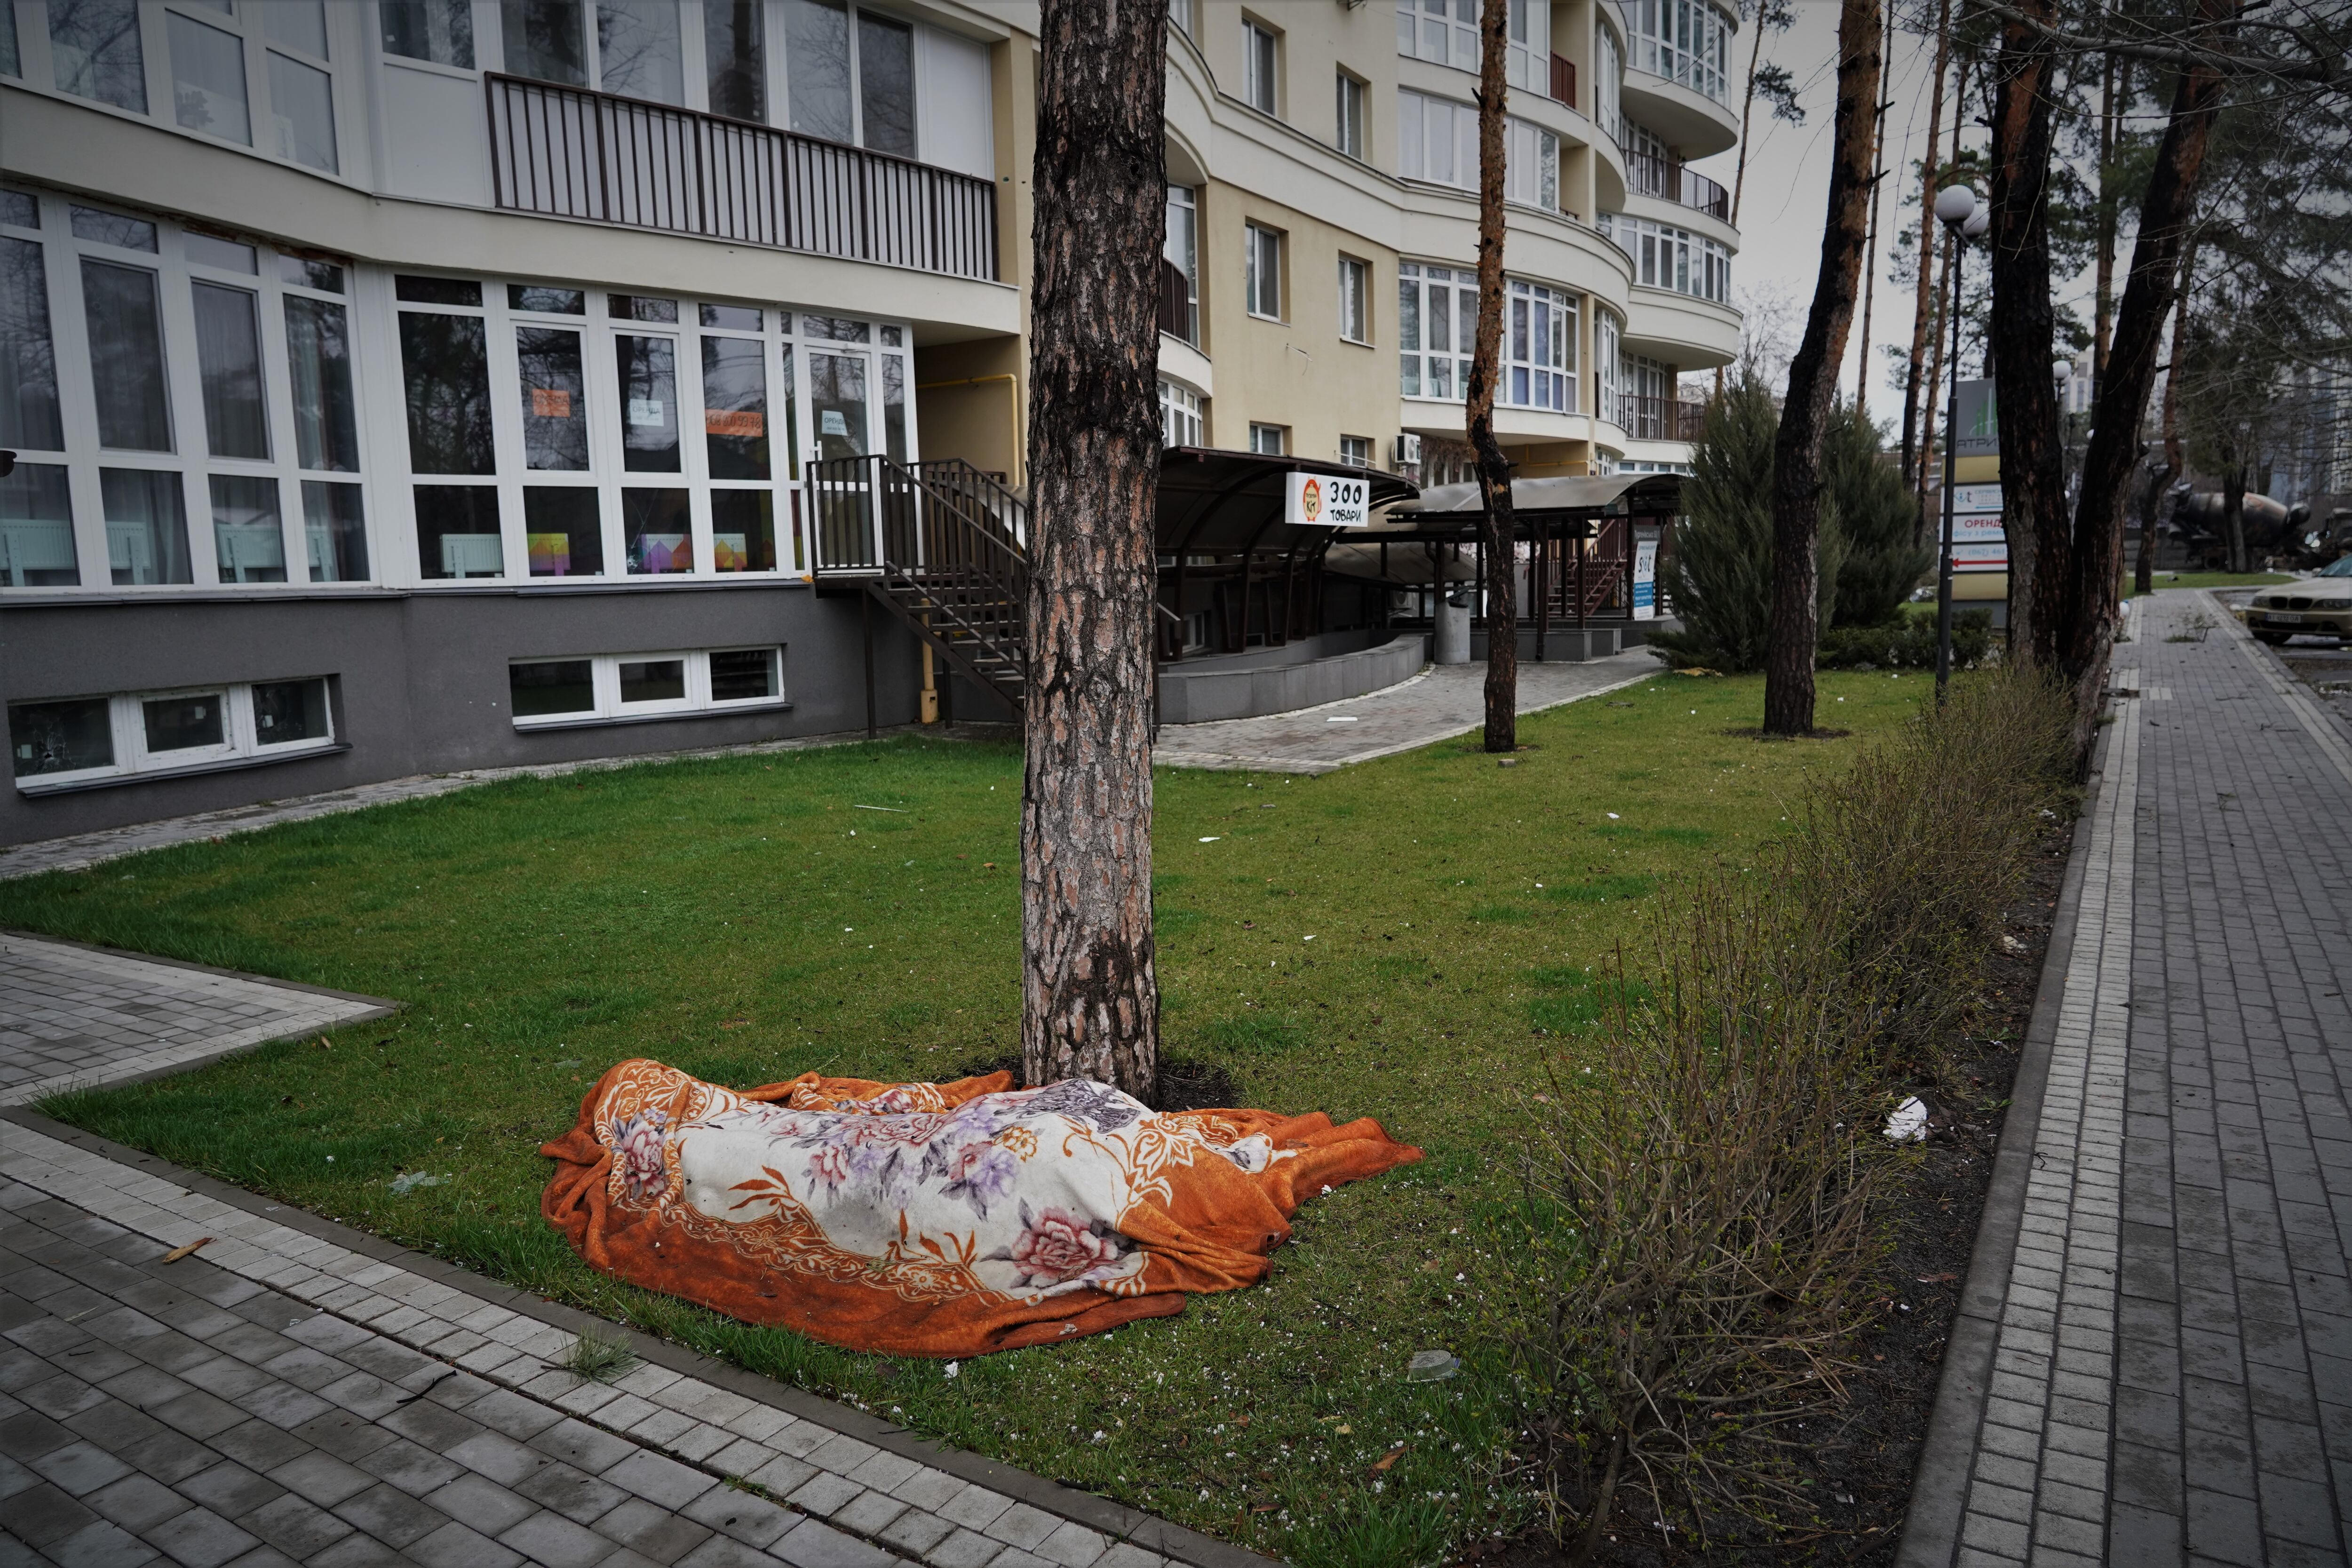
[804,350,878,569]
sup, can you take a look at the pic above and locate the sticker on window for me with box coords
[531,387,573,418]
[628,398,667,427]
[706,409,764,438]
[820,411,849,437]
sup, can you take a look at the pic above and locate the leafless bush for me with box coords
[1493,669,2075,1559]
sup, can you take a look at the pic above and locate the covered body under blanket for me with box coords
[541,1060,1421,1356]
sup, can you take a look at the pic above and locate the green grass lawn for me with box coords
[2125,570,2293,597]
[0,669,1935,1559]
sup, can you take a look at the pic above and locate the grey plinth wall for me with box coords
[1156,633,1429,725]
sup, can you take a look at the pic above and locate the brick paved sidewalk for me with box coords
[0,935,393,1107]
[1152,649,1660,773]
[0,1114,1258,1568]
[1901,590,2352,1567]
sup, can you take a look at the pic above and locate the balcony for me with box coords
[1622,150,1730,223]
[485,75,999,282]
[1618,394,1708,443]
[1158,258,1198,345]
[1549,53,1576,111]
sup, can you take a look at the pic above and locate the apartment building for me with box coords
[0,0,1740,845]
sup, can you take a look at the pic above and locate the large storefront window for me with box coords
[0,188,373,590]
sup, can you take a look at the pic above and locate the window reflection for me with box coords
[623,487,692,572]
[701,335,768,479]
[82,260,174,451]
[192,281,270,460]
[399,311,495,474]
[101,468,194,585]
[524,486,604,575]
[0,236,64,451]
[516,326,589,470]
[210,473,286,582]
[501,1,585,84]
[858,11,913,155]
[50,0,148,113]
[704,0,763,120]
[597,0,682,102]
[784,0,851,142]
[615,334,681,471]
[285,296,359,471]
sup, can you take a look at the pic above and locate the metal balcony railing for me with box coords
[1621,149,1731,222]
[1617,394,1709,442]
[485,74,1000,281]
[1158,257,1198,346]
[1549,53,1576,109]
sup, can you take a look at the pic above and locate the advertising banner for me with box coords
[1953,380,1999,458]
[1632,535,1659,619]
[1286,470,1372,529]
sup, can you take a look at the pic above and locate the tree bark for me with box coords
[1470,0,1518,752]
[1731,0,1772,228]
[1020,0,1167,1098]
[1906,30,1957,532]
[2093,54,2121,380]
[1988,0,2070,672]
[2225,460,2249,572]
[1763,0,1882,737]
[1854,0,1892,422]
[2137,244,2195,594]
[2060,0,2229,748]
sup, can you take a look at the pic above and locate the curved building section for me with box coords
[0,0,1738,843]
[1159,0,1737,485]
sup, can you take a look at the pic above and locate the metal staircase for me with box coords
[806,456,1029,714]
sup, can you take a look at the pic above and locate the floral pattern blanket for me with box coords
[541,1060,1420,1356]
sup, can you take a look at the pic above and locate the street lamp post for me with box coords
[1933,185,1990,706]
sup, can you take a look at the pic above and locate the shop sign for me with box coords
[1287,470,1371,529]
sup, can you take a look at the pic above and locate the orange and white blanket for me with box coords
[541,1060,1420,1356]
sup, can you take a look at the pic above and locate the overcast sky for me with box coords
[1684,3,1991,421]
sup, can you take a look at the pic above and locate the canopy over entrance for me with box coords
[1379,471,1684,529]
[1156,447,1421,554]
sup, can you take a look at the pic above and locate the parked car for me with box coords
[2249,557,2352,645]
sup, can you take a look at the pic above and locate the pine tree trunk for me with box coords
[1903,25,1955,505]
[1020,0,1167,1099]
[2137,247,2195,595]
[1853,0,1893,423]
[2093,54,2120,380]
[2059,2,2228,751]
[1987,0,2069,672]
[2225,462,2249,573]
[1763,0,1882,737]
[1470,0,1518,753]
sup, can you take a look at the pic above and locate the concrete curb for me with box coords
[0,1107,1279,1568]
[1893,717,2110,1568]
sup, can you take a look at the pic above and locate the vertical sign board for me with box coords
[1632,531,1659,618]
[1947,382,2004,572]
[1951,481,2006,572]
[1287,470,1372,528]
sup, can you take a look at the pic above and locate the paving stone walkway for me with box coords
[1152,647,1662,773]
[1902,589,2352,1567]
[0,1114,1251,1568]
[0,937,393,1109]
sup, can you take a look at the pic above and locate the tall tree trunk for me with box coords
[1763,0,1882,737]
[2061,0,2229,749]
[2093,54,2121,380]
[1020,0,1166,1098]
[1730,0,1772,228]
[1470,0,1518,752]
[2137,244,2195,593]
[1904,25,1956,511]
[1854,0,1892,422]
[1987,0,2069,671]
[2225,460,2249,572]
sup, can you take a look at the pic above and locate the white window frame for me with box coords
[1159,379,1203,449]
[1596,305,1624,424]
[506,646,788,730]
[1398,261,1476,402]
[0,184,376,595]
[1339,435,1374,467]
[1244,223,1283,321]
[1396,0,1478,73]
[773,1,922,153]
[1398,90,1476,189]
[1505,118,1559,210]
[389,279,897,588]
[1627,0,1732,105]
[1248,423,1286,456]
[9,677,338,795]
[1594,25,1623,143]
[1506,0,1549,93]
[1242,17,1279,115]
[1504,279,1576,414]
[1601,214,1732,304]
[1338,255,1370,345]
[1164,185,1199,343]
[1335,70,1365,159]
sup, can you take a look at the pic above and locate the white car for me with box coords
[2249,557,2352,645]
